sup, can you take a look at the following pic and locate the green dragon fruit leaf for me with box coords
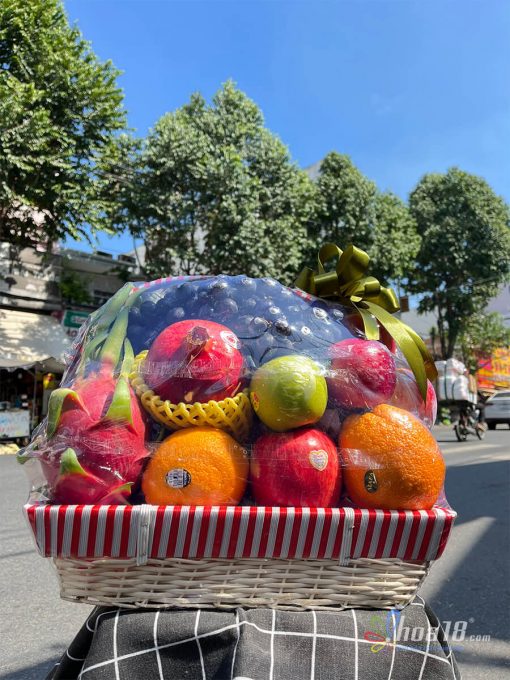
[102,482,133,504]
[91,283,134,329]
[47,389,86,438]
[99,308,129,368]
[121,338,135,377]
[16,450,29,465]
[84,329,108,360]
[103,376,133,427]
[76,329,108,377]
[92,283,142,333]
[59,448,87,477]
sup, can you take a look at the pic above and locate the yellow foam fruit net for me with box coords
[129,351,253,442]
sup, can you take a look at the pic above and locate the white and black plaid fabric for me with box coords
[47,597,460,680]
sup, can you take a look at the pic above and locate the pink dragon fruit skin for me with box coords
[51,448,134,504]
[42,366,149,504]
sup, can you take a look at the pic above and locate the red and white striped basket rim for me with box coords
[24,503,456,565]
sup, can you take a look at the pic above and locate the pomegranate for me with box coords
[144,319,244,403]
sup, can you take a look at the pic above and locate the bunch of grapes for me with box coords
[127,275,353,364]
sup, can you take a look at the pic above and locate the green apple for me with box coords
[250,355,328,432]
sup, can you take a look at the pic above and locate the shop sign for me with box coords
[61,310,89,338]
[477,347,510,390]
[0,410,30,438]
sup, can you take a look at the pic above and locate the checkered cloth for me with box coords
[47,597,460,680]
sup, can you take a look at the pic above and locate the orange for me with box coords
[142,427,248,505]
[339,404,445,510]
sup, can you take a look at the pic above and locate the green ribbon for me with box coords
[295,243,437,400]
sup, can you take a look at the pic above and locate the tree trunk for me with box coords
[435,295,447,359]
[445,300,459,358]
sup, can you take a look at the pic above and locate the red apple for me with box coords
[346,313,397,353]
[390,368,437,428]
[327,338,396,410]
[144,319,244,403]
[250,428,341,507]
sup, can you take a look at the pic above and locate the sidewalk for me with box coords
[0,442,19,455]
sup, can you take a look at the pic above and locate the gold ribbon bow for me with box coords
[295,243,437,400]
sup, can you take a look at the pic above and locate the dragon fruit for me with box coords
[53,448,134,505]
[39,308,149,504]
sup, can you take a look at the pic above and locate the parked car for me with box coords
[484,391,510,429]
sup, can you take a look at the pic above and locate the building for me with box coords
[0,242,141,435]
[486,285,510,326]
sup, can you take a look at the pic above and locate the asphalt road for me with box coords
[419,427,510,680]
[0,427,508,680]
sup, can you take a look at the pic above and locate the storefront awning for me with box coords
[0,309,71,371]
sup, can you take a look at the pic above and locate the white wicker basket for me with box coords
[26,503,454,611]
[54,556,429,611]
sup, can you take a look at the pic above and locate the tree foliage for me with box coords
[409,168,510,358]
[0,0,126,250]
[58,262,91,305]
[308,154,420,288]
[309,152,377,252]
[117,82,312,284]
[459,311,510,374]
[369,192,421,287]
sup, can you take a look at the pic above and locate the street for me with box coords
[0,428,508,680]
[420,428,510,680]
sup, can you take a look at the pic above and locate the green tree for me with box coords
[116,82,312,284]
[409,168,510,358]
[459,311,510,374]
[58,262,91,306]
[369,192,421,289]
[307,156,420,290]
[0,0,126,251]
[309,152,377,252]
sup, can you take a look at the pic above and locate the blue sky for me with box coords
[64,0,510,255]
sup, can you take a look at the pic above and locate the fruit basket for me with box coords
[24,502,455,610]
[20,243,456,611]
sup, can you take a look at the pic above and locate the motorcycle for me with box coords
[453,402,486,442]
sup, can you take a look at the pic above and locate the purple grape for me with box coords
[330,306,346,322]
[239,277,257,291]
[129,307,142,325]
[242,297,258,312]
[230,314,269,339]
[197,304,216,320]
[166,306,186,324]
[260,344,297,364]
[273,318,291,336]
[312,306,329,321]
[251,316,270,335]
[250,333,275,363]
[286,303,308,319]
[140,300,158,322]
[156,294,174,316]
[215,298,239,318]
[208,278,231,299]
[127,324,145,354]
[242,353,257,373]
[278,287,296,300]
[174,283,194,304]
